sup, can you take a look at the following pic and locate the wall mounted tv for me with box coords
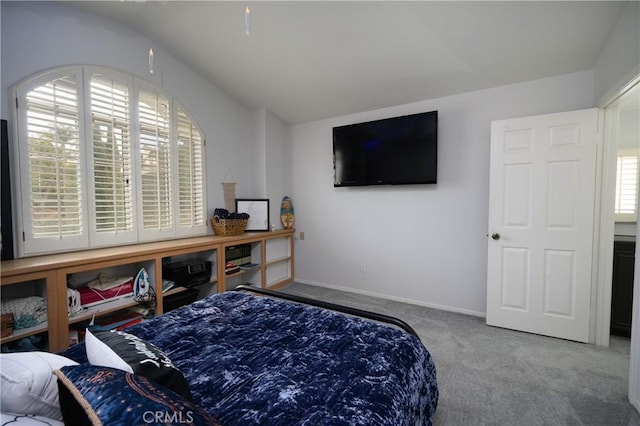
[333,110,437,187]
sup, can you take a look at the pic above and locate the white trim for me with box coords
[597,74,639,413]
[598,67,640,109]
[594,74,640,347]
[295,279,487,318]
[594,106,617,346]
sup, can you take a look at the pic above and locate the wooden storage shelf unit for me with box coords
[67,295,140,326]
[161,245,218,306]
[265,236,294,288]
[223,244,259,290]
[163,286,203,298]
[1,229,294,352]
[1,321,49,345]
[0,270,59,351]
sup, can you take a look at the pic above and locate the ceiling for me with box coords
[68,1,628,124]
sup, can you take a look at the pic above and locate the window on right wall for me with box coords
[614,147,639,222]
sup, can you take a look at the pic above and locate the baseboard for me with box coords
[295,279,486,318]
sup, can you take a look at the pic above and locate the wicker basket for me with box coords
[211,216,248,236]
[1,313,14,338]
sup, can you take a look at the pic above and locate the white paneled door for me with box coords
[486,108,599,342]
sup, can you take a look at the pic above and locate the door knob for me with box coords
[491,233,500,240]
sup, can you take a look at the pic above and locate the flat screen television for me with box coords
[333,110,437,187]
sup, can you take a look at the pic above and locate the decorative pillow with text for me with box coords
[85,329,192,400]
[55,364,219,426]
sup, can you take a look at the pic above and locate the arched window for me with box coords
[13,66,207,256]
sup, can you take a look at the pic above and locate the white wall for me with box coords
[264,110,292,229]
[291,71,595,315]
[0,1,260,230]
[594,1,640,106]
[243,108,291,228]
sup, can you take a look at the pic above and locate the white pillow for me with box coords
[0,352,78,421]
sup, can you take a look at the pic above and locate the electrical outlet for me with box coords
[300,232,305,240]
[359,263,366,273]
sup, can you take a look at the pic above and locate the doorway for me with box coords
[598,80,639,346]
[609,83,639,339]
[597,76,640,413]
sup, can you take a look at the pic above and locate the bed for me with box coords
[1,286,438,425]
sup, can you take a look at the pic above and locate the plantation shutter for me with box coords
[88,72,136,245]
[13,66,208,256]
[176,105,206,233]
[614,150,639,222]
[138,89,174,237]
[17,69,88,255]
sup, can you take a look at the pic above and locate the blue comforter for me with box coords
[63,291,438,425]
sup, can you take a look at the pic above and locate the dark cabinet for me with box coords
[610,240,636,337]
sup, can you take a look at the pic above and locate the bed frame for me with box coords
[53,285,438,425]
[234,284,420,338]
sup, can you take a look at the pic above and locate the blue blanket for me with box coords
[63,291,438,425]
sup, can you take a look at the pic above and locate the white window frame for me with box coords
[11,66,207,257]
[174,103,207,238]
[13,67,89,255]
[136,80,176,242]
[85,67,138,247]
[614,147,639,223]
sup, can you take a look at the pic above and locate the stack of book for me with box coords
[88,309,145,331]
[68,307,150,346]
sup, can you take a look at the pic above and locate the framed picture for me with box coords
[236,199,270,231]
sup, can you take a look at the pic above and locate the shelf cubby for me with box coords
[0,229,294,351]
